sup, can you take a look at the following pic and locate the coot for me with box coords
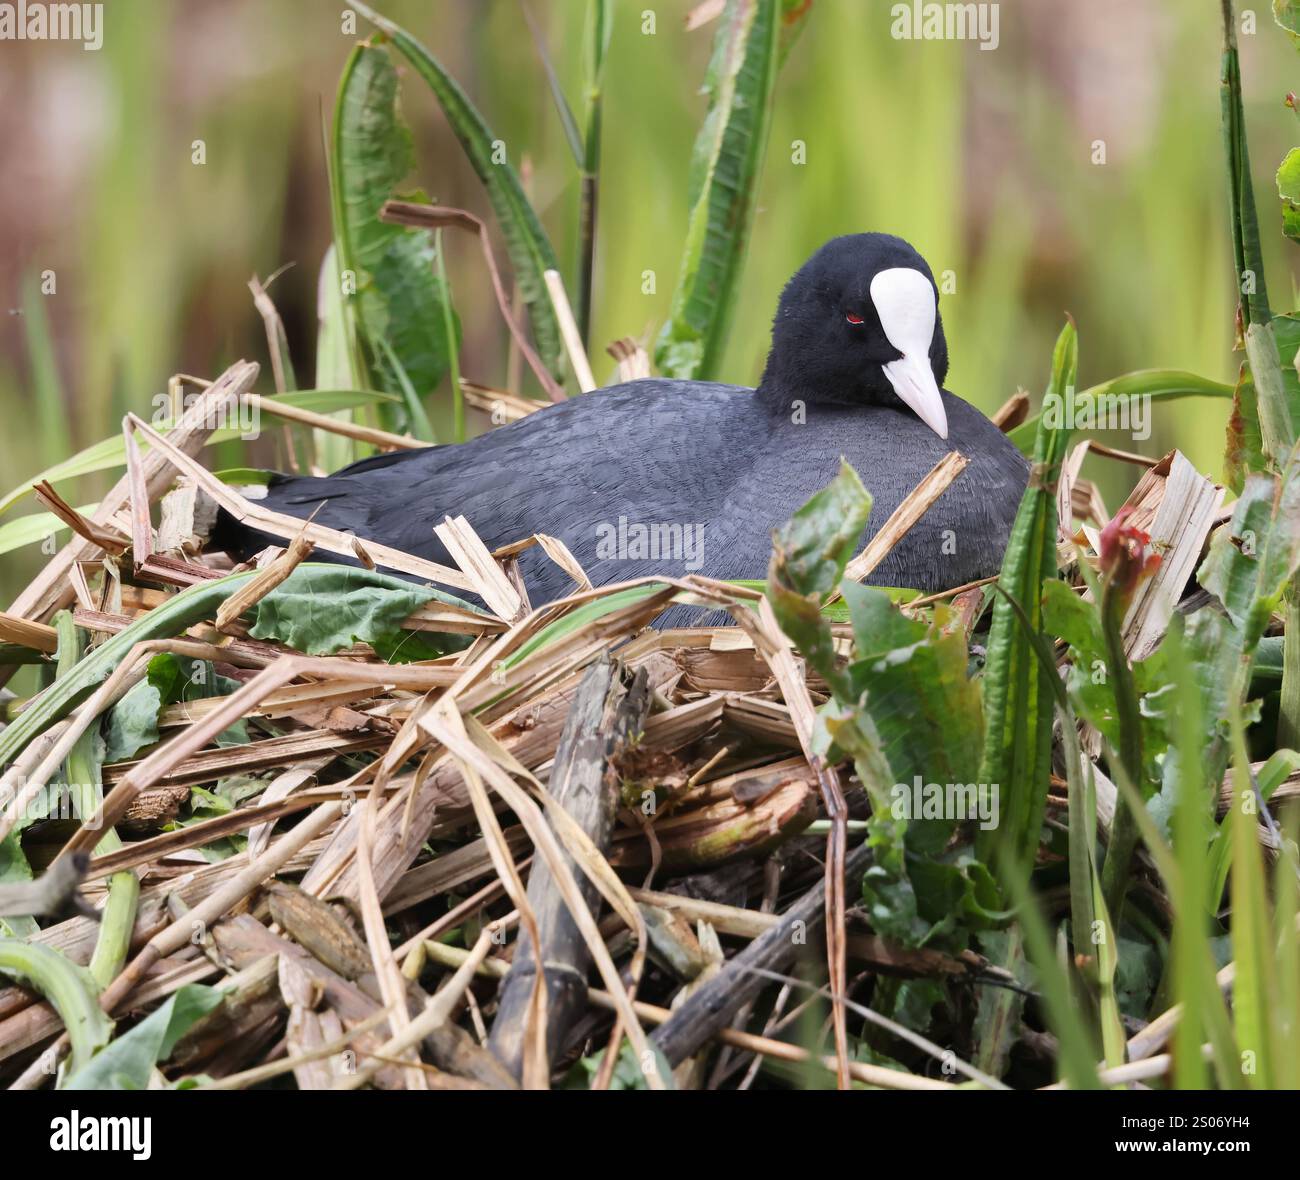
[218,234,1029,613]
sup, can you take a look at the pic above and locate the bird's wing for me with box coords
[256,380,755,598]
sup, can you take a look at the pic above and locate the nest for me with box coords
[0,360,1277,1091]
[0,361,976,1090]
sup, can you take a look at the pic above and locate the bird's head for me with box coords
[761,233,950,439]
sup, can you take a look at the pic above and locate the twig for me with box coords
[0,853,91,920]
[422,938,953,1090]
[841,450,969,587]
[543,269,597,392]
[649,842,873,1067]
[488,656,650,1080]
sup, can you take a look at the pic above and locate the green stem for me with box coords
[575,0,610,348]
[54,612,140,990]
[0,941,112,1074]
[89,872,139,990]
[1281,604,1300,750]
[575,109,601,343]
[575,155,599,350]
[327,47,372,395]
[435,228,463,443]
[1099,584,1144,923]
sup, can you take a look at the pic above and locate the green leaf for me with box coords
[349,3,565,380]
[63,984,223,1090]
[245,567,462,656]
[22,270,71,464]
[0,834,38,938]
[768,480,1002,947]
[103,672,168,764]
[523,2,584,167]
[769,460,872,600]
[1007,369,1233,454]
[1222,5,1294,476]
[332,43,458,430]
[1226,314,1300,492]
[1278,148,1300,242]
[281,389,402,413]
[574,0,614,345]
[998,866,1104,1089]
[503,583,670,670]
[0,504,96,557]
[564,1039,666,1091]
[1245,320,1294,470]
[102,653,243,763]
[1042,578,1172,789]
[655,0,781,380]
[767,465,919,944]
[1146,469,1300,812]
[977,320,1076,882]
[1227,707,1274,1086]
[211,468,277,486]
[1200,471,1300,644]
[373,332,435,443]
[766,460,872,696]
[314,246,367,472]
[1255,747,1300,800]
[1222,9,1273,331]
[972,926,1026,1077]
[0,941,113,1075]
[1160,622,1237,1086]
[844,584,984,857]
[315,245,358,393]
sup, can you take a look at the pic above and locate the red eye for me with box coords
[845,312,864,325]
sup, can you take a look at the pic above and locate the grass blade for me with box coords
[1227,703,1274,1086]
[22,271,71,466]
[576,0,612,346]
[1006,369,1232,453]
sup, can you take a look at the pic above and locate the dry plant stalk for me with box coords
[214,526,315,631]
[842,450,969,587]
[543,268,597,392]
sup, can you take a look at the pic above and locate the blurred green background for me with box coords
[1,0,1298,604]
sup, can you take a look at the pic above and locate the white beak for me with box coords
[882,351,949,440]
[870,266,948,440]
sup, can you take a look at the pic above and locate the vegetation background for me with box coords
[1,0,1297,603]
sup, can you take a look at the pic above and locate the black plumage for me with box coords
[218,234,1028,617]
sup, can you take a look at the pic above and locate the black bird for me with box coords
[218,234,1029,618]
